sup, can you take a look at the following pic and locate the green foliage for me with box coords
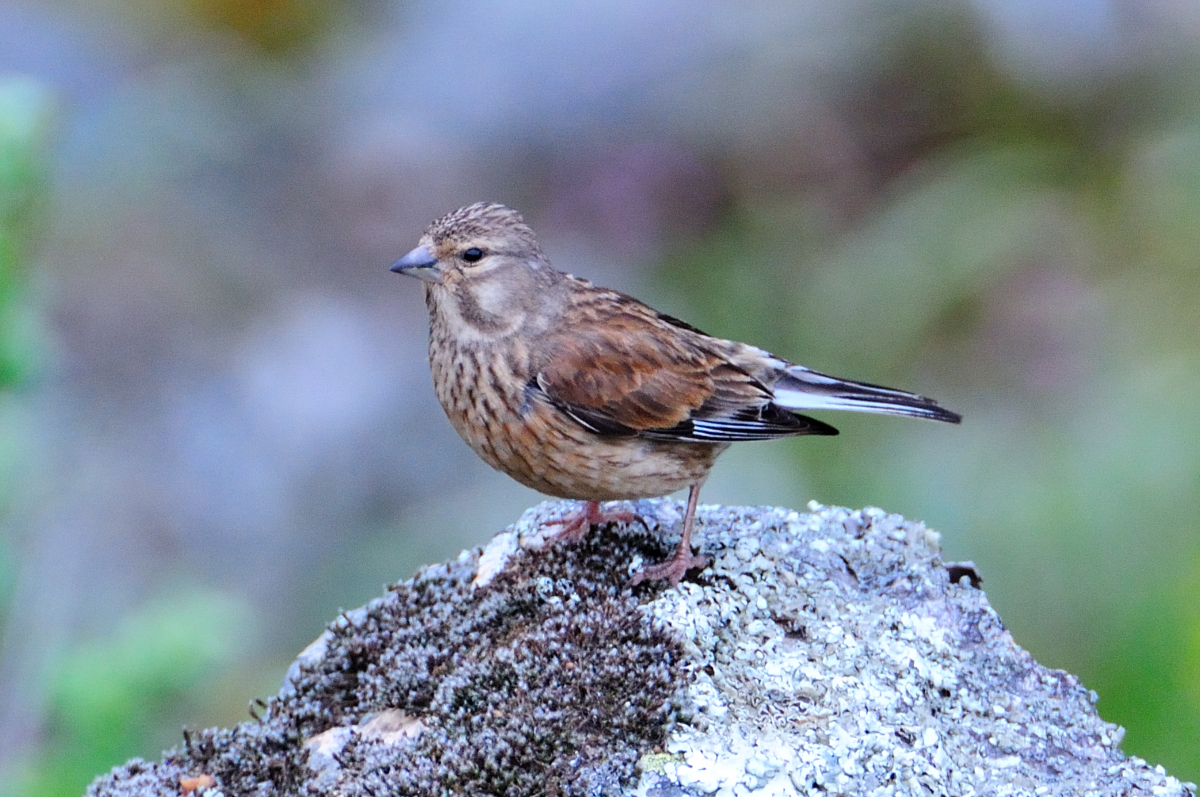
[0,75,53,794]
[0,75,261,797]
[0,76,54,389]
[8,590,253,797]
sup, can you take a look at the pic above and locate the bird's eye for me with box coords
[462,248,484,263]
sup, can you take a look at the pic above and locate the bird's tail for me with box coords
[773,365,962,424]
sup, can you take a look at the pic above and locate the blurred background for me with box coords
[1,0,1199,793]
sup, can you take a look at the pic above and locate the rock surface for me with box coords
[86,500,1196,797]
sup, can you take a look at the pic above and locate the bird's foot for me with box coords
[544,500,649,544]
[628,551,710,587]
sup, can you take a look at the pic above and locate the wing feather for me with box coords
[529,299,838,443]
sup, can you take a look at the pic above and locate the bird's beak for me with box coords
[390,245,442,283]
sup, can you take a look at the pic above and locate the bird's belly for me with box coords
[483,404,724,500]
[517,410,724,500]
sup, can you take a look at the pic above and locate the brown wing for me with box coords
[530,299,837,441]
[534,317,713,434]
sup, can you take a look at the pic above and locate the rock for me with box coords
[85,500,1196,797]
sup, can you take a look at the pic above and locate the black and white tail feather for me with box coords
[773,364,962,424]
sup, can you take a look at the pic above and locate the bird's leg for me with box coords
[546,500,648,544]
[628,483,709,586]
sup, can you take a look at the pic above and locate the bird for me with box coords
[391,201,961,586]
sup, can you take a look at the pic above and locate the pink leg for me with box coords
[628,483,709,587]
[546,500,647,544]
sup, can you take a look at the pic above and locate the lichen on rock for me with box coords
[85,500,1196,797]
[630,502,1192,796]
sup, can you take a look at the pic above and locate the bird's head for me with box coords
[392,202,560,336]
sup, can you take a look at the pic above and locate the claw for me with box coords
[628,551,709,587]
[628,483,709,587]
